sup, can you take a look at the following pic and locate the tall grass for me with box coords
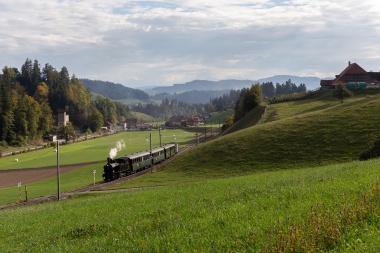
[1,159,380,252]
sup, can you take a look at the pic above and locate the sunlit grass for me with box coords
[1,159,380,252]
[0,129,197,170]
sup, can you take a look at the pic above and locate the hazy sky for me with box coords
[1,0,380,88]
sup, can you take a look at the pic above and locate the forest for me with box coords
[0,59,132,146]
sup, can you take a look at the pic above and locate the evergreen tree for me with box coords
[333,82,353,103]
[261,82,275,98]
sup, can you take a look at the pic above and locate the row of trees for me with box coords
[261,80,307,98]
[0,59,132,146]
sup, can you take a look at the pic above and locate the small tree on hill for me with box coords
[234,83,262,122]
[333,82,353,103]
[360,139,380,160]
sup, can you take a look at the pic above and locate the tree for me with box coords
[234,83,262,122]
[261,82,275,98]
[94,95,117,125]
[38,102,54,137]
[360,139,380,160]
[20,58,35,96]
[333,82,353,103]
[58,122,76,142]
[87,108,104,132]
[33,82,49,104]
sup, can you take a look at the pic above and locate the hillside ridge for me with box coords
[162,90,380,178]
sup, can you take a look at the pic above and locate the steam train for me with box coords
[103,143,178,181]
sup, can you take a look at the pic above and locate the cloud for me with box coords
[1,0,380,88]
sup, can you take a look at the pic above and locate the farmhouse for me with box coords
[166,115,204,127]
[187,115,204,126]
[166,115,185,127]
[125,118,137,129]
[320,62,380,89]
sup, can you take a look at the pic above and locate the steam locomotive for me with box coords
[103,143,178,181]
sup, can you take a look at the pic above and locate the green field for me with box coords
[0,129,199,206]
[2,89,380,251]
[0,129,196,170]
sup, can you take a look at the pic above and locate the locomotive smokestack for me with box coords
[107,157,112,164]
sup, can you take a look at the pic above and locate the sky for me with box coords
[1,0,380,88]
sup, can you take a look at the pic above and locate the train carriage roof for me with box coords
[117,143,177,160]
[125,150,151,159]
[162,143,177,149]
[151,146,165,153]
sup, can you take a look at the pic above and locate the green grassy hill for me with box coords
[222,105,267,135]
[2,159,380,252]
[3,89,380,252]
[119,90,380,185]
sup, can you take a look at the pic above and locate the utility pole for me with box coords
[159,127,162,146]
[56,140,60,201]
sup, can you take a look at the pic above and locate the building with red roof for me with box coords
[320,62,380,89]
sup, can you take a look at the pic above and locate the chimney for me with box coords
[348,61,351,66]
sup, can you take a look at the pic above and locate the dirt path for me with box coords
[0,163,96,189]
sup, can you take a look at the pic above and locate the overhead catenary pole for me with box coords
[57,140,60,200]
[159,127,162,146]
[150,132,153,171]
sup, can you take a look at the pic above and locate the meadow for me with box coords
[0,129,196,170]
[1,159,380,252]
[0,129,198,206]
[2,89,380,251]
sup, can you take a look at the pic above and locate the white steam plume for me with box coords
[109,140,126,159]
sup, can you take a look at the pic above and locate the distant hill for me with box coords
[80,79,149,100]
[145,76,321,95]
[146,80,253,95]
[154,90,230,104]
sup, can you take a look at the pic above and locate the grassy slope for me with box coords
[129,111,155,122]
[222,105,267,135]
[1,159,380,252]
[168,93,380,171]
[208,109,234,125]
[3,90,380,251]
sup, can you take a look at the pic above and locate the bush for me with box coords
[0,140,8,148]
[359,139,380,160]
